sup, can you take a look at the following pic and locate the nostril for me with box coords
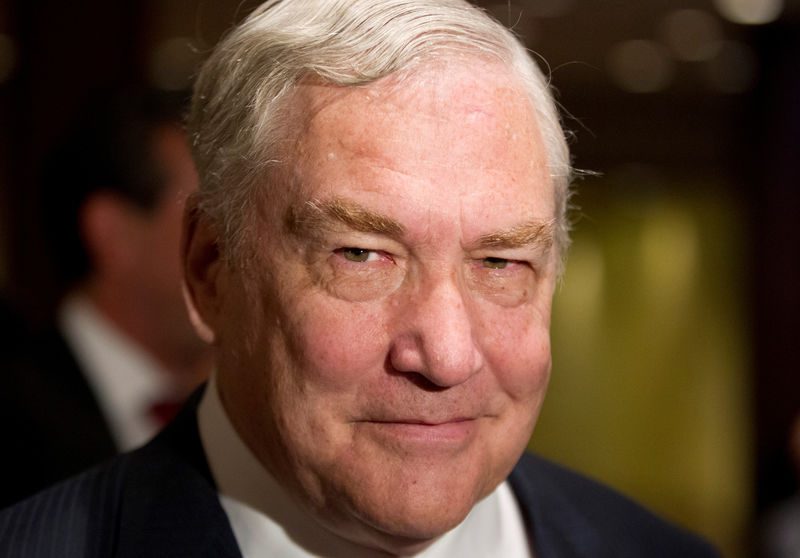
[388,334,424,374]
[387,337,482,389]
[386,341,452,391]
[408,374,448,392]
[387,285,483,387]
[385,364,450,393]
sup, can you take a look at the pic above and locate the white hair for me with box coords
[188,0,573,268]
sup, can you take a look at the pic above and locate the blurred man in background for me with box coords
[0,89,212,508]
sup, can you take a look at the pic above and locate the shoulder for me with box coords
[0,389,240,558]
[0,323,116,508]
[0,456,130,558]
[509,453,721,558]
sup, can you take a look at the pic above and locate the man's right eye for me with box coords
[340,247,375,262]
[482,257,509,269]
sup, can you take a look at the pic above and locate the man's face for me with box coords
[202,59,556,553]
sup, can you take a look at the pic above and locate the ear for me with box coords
[181,195,223,344]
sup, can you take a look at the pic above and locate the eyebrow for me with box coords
[285,197,405,240]
[285,196,554,252]
[476,219,555,252]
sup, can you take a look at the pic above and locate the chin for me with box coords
[362,531,446,557]
[328,471,489,555]
[342,512,467,557]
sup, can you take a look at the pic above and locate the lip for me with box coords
[357,418,479,449]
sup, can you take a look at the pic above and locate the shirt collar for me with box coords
[59,293,173,450]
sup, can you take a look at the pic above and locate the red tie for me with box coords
[148,399,183,426]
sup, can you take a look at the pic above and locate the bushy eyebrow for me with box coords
[476,219,555,252]
[285,197,405,240]
[285,196,554,253]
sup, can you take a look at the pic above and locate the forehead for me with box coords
[279,58,553,226]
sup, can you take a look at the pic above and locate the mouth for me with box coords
[356,417,480,449]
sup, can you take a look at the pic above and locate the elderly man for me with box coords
[0,1,719,556]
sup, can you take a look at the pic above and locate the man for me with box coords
[0,89,211,508]
[0,1,719,556]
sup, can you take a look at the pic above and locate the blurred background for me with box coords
[0,1,797,556]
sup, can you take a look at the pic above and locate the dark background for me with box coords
[0,1,797,555]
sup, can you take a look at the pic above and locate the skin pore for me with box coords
[184,57,558,555]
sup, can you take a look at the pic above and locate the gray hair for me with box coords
[188,0,573,269]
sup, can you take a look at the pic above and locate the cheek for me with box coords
[481,309,552,402]
[288,298,390,390]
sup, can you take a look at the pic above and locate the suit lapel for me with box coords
[114,386,243,558]
[508,453,602,558]
[0,325,117,508]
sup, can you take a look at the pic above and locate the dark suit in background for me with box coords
[0,88,210,509]
[0,311,115,509]
[0,387,719,558]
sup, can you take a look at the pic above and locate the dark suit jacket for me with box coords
[0,320,116,509]
[0,389,720,557]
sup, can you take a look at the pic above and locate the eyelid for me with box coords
[337,247,383,263]
[471,247,539,263]
[478,257,527,268]
[471,253,542,277]
[482,256,510,270]
[327,232,407,257]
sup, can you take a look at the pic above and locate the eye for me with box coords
[340,247,378,263]
[482,257,509,269]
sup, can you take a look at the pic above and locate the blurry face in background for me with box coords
[129,125,205,362]
[198,59,559,554]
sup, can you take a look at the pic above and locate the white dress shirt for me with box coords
[58,293,174,451]
[198,373,533,558]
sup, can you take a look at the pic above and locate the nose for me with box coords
[388,274,484,388]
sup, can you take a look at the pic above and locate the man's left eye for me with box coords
[482,257,509,269]
[341,247,377,262]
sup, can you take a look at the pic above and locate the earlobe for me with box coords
[181,196,222,345]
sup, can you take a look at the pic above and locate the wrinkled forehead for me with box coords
[245,57,555,242]
[283,58,545,177]
[293,57,534,137]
